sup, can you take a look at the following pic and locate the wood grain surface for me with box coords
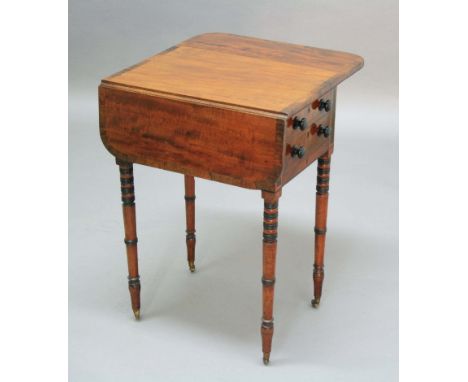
[99,85,285,191]
[103,33,363,115]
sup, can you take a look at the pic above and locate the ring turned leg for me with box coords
[312,154,331,308]
[184,175,196,272]
[117,159,141,320]
[261,189,281,365]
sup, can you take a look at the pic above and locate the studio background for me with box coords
[69,1,398,381]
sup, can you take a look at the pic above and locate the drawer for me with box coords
[281,89,336,185]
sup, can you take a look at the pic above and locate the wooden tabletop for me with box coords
[102,33,363,116]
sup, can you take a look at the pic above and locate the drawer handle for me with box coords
[318,99,331,112]
[317,125,330,138]
[293,117,307,131]
[291,146,305,158]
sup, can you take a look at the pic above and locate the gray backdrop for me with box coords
[69,1,398,381]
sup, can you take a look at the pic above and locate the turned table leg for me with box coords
[117,160,141,320]
[312,154,331,308]
[184,175,196,272]
[261,189,281,365]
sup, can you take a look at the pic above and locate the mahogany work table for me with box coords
[99,33,363,365]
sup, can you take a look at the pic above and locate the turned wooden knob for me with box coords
[318,99,331,112]
[317,125,330,138]
[293,117,307,130]
[291,146,305,158]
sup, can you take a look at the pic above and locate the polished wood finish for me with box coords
[103,33,363,115]
[99,85,284,191]
[184,175,196,272]
[312,154,331,308]
[261,189,281,365]
[117,160,141,319]
[99,33,363,365]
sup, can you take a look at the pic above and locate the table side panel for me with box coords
[99,85,285,191]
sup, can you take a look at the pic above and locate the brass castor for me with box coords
[311,298,320,308]
[188,261,196,273]
[263,353,270,365]
[133,309,141,320]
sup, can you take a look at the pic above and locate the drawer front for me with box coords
[99,85,285,191]
[281,89,336,185]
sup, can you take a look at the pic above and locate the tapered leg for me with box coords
[312,153,331,308]
[184,175,196,272]
[117,159,141,320]
[261,189,281,365]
